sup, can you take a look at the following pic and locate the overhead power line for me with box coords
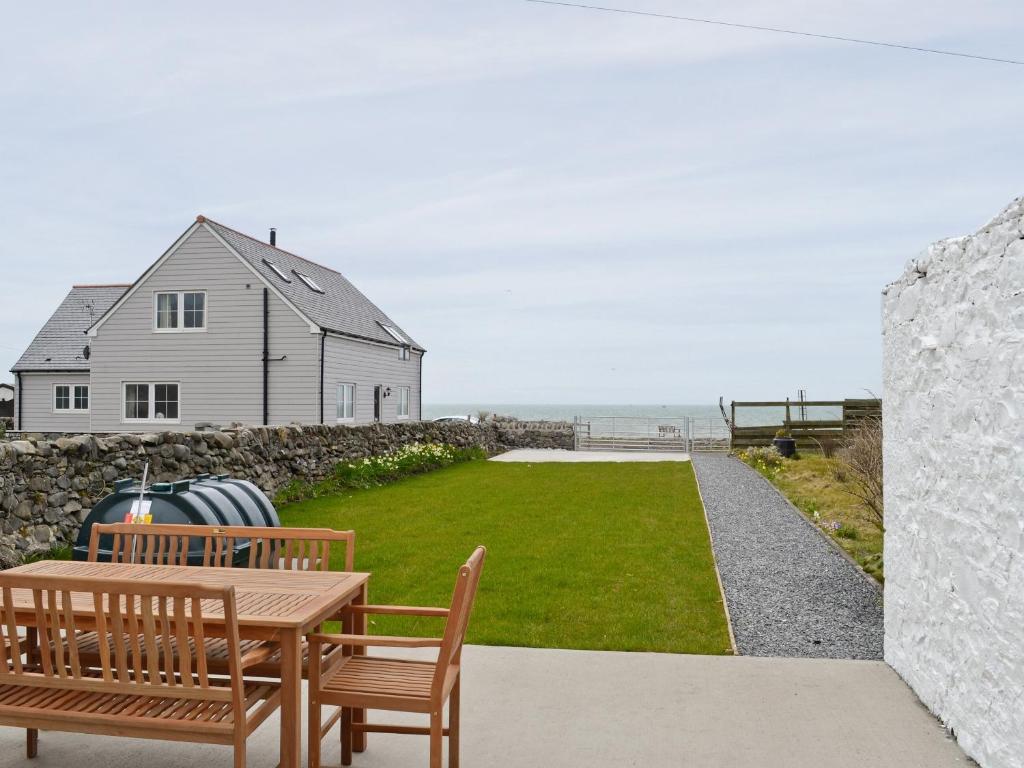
[524,0,1024,66]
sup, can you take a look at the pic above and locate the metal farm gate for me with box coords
[572,416,730,453]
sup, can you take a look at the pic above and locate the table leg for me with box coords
[25,628,38,667]
[279,627,303,768]
[353,583,367,753]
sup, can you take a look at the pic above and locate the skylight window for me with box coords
[293,270,324,294]
[262,259,291,282]
[379,323,408,344]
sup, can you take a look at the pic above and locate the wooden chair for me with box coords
[308,546,486,768]
[79,523,357,678]
[88,523,355,572]
[0,572,280,767]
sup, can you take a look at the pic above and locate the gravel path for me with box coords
[692,454,883,659]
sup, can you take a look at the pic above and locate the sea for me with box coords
[422,403,843,427]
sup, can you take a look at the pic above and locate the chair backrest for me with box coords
[88,523,355,571]
[0,572,242,704]
[432,546,486,696]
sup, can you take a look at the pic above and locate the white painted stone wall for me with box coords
[882,196,1024,768]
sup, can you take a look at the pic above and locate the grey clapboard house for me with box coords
[11,216,424,432]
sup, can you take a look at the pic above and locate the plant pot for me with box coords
[773,437,796,458]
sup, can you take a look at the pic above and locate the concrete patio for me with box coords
[0,645,970,768]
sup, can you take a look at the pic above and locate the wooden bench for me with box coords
[0,572,281,767]
[80,523,357,678]
[88,523,355,572]
[308,546,486,768]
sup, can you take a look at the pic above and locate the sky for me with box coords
[1,1,1022,404]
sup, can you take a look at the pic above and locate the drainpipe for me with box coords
[262,288,269,426]
[319,331,326,424]
[15,372,22,431]
[418,350,424,421]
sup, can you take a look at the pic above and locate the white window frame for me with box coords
[397,386,410,419]
[121,381,181,424]
[398,346,411,361]
[153,291,207,333]
[336,383,356,422]
[53,383,89,414]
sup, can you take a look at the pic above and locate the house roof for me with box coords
[201,217,423,351]
[12,285,128,372]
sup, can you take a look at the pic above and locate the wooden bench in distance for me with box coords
[0,572,280,768]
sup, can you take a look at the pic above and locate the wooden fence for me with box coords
[729,398,881,450]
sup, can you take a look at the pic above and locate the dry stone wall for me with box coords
[882,196,1024,768]
[0,419,574,565]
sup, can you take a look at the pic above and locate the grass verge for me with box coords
[279,460,731,654]
[742,453,883,582]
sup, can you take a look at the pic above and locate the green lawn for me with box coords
[279,460,731,655]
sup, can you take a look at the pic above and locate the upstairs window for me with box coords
[155,291,206,331]
[398,346,410,361]
[183,292,205,328]
[397,386,410,419]
[293,271,324,293]
[156,292,178,329]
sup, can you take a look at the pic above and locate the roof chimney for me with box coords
[269,227,277,246]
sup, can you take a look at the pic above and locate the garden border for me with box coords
[753,460,883,593]
[692,463,738,654]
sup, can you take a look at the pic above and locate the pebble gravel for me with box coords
[692,454,883,659]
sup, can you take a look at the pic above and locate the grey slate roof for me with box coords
[203,218,423,350]
[12,285,128,372]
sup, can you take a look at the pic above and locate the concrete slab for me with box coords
[491,448,690,462]
[0,646,970,768]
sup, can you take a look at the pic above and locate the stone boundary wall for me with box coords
[0,419,574,565]
[486,419,575,449]
[882,196,1024,768]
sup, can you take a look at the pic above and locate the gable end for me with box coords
[87,220,320,337]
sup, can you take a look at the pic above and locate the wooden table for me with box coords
[6,559,370,768]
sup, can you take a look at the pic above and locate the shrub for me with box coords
[834,417,884,529]
[737,445,785,479]
[274,478,316,504]
[811,434,840,458]
[22,545,73,565]
[331,443,485,489]
[275,443,486,504]
[860,552,884,582]
[834,523,860,540]
[797,498,818,517]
